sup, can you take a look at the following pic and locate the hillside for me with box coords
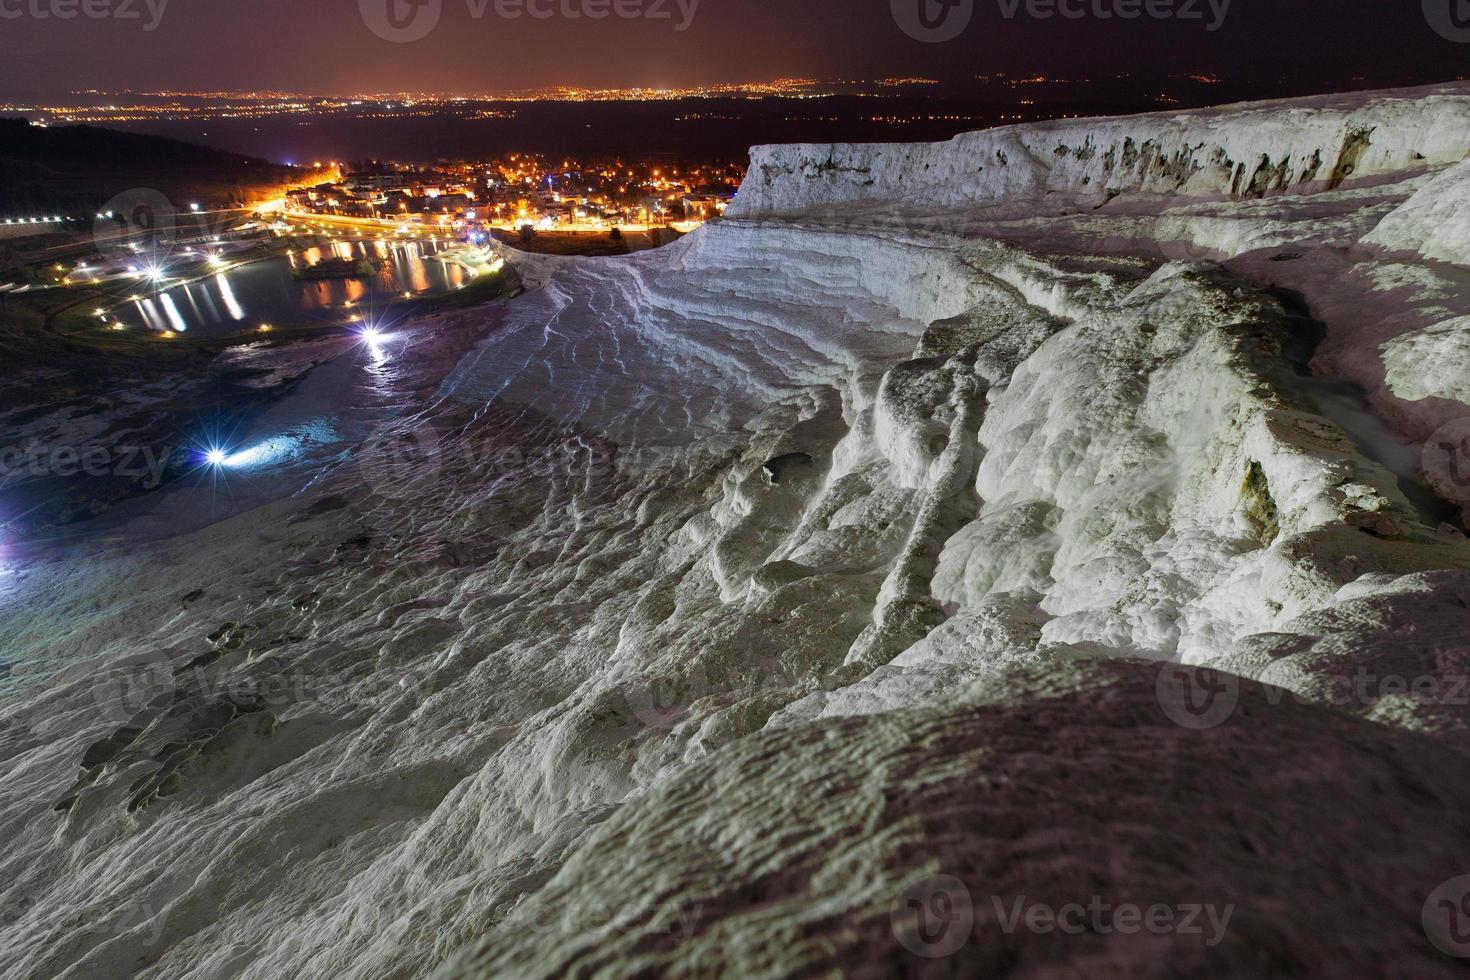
[0,117,294,214]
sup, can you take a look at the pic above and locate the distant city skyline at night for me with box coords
[0,0,1464,101]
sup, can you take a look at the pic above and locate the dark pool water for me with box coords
[113,239,472,336]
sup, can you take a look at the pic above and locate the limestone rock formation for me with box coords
[3,84,1470,979]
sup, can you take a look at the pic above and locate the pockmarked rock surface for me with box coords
[3,84,1470,979]
[444,661,1470,980]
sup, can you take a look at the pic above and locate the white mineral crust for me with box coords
[2,84,1470,979]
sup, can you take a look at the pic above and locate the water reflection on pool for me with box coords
[115,239,470,336]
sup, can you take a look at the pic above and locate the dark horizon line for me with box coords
[9,67,1468,103]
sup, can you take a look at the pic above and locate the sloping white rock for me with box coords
[1381,315,1470,403]
[3,85,1470,980]
[440,660,1470,980]
[1364,157,1470,265]
[731,83,1470,217]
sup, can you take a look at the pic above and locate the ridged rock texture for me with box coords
[3,83,1470,979]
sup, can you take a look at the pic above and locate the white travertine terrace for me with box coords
[2,84,1470,979]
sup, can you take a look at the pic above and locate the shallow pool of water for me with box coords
[114,239,472,336]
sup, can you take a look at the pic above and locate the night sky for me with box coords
[0,0,1465,98]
